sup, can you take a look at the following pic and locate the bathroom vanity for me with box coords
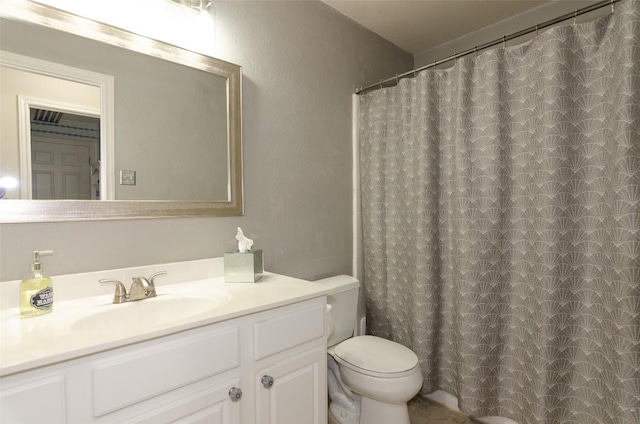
[0,259,329,424]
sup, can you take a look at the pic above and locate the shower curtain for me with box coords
[358,1,639,423]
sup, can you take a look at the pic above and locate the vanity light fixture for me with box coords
[168,0,213,15]
[0,176,18,199]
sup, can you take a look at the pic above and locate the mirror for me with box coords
[0,1,242,222]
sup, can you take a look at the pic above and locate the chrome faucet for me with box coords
[100,271,166,304]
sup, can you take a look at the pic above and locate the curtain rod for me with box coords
[356,0,622,95]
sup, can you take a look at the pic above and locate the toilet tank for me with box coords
[315,275,360,348]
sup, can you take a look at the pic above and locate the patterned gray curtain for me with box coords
[358,2,639,423]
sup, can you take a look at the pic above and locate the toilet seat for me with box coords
[333,336,419,378]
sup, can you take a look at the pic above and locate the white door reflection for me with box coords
[30,109,100,200]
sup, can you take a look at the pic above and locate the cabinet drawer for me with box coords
[253,300,325,360]
[93,326,239,416]
[0,376,66,424]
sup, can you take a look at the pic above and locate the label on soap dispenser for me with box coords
[30,287,53,310]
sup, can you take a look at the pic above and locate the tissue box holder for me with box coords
[224,250,263,283]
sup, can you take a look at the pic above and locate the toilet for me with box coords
[318,276,423,424]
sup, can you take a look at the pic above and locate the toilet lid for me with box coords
[333,336,419,377]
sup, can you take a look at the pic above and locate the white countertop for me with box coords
[0,259,337,377]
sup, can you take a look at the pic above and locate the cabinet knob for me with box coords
[229,387,242,401]
[261,375,275,389]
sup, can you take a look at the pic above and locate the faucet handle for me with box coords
[148,271,166,285]
[99,279,127,304]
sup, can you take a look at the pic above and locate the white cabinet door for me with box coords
[31,140,92,199]
[131,378,242,424]
[255,345,327,424]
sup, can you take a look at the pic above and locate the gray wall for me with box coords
[415,0,599,67]
[0,1,412,281]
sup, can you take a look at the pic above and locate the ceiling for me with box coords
[322,0,551,54]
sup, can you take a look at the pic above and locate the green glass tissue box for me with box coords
[224,250,264,283]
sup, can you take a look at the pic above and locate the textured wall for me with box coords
[0,1,412,281]
[414,0,599,67]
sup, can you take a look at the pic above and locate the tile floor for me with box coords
[407,397,482,424]
[329,396,482,424]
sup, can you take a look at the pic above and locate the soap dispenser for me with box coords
[20,250,54,318]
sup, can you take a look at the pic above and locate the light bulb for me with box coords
[0,176,18,189]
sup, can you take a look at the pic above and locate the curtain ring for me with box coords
[379,80,383,90]
[503,35,506,49]
[395,74,399,85]
[474,45,478,57]
[611,0,615,14]
[535,23,539,38]
[573,9,577,26]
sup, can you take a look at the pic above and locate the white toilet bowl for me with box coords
[329,335,423,424]
[317,276,423,424]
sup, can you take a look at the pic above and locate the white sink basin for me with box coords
[70,293,231,334]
